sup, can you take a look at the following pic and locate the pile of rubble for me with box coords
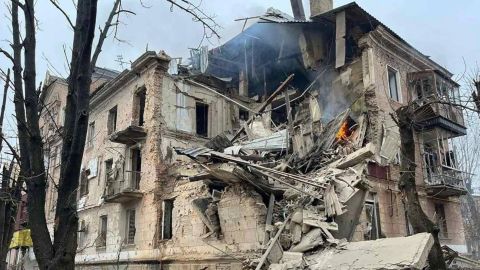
[175,75,433,269]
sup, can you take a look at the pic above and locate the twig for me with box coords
[49,0,75,30]
[166,0,221,39]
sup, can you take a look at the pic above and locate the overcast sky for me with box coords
[1,0,479,82]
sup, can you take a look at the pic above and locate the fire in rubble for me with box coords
[335,117,356,142]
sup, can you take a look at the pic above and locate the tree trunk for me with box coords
[463,176,480,259]
[396,106,447,270]
[49,1,98,269]
[0,163,17,270]
[9,0,99,269]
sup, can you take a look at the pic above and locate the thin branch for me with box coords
[166,0,221,39]
[0,69,10,132]
[91,0,122,68]
[0,136,20,164]
[0,48,14,63]
[49,0,75,30]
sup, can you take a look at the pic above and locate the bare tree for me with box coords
[393,69,480,268]
[395,105,447,269]
[1,0,126,268]
[0,70,21,270]
[459,69,480,259]
[0,1,220,269]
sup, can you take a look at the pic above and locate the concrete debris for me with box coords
[304,233,434,270]
[172,73,434,269]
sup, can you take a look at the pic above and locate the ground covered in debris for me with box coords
[171,72,433,269]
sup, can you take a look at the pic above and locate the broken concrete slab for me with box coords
[305,233,434,270]
[334,142,375,169]
[290,228,324,253]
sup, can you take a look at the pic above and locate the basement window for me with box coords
[195,102,209,137]
[435,204,448,239]
[125,209,136,245]
[134,89,146,126]
[387,67,400,102]
[97,215,107,247]
[162,199,174,240]
[107,105,118,135]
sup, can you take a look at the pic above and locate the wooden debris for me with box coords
[255,213,292,270]
[232,74,294,142]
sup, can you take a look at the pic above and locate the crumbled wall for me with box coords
[159,181,266,265]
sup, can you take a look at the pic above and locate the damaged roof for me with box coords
[310,2,454,77]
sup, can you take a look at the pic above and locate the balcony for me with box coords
[409,71,466,136]
[109,125,146,145]
[104,171,143,203]
[424,167,467,198]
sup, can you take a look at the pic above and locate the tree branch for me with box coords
[49,0,75,30]
[166,0,221,39]
[90,0,122,68]
[0,48,14,63]
[0,136,20,164]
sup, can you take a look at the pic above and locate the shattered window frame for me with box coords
[125,209,136,245]
[162,199,174,240]
[134,88,147,127]
[387,66,401,102]
[364,193,382,240]
[97,215,108,248]
[87,121,95,148]
[195,102,209,137]
[107,105,118,135]
[434,203,448,239]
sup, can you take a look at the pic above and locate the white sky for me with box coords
[1,1,479,82]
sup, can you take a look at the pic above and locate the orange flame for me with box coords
[336,121,349,141]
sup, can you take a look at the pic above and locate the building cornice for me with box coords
[367,26,453,78]
[90,51,171,109]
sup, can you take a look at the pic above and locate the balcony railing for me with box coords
[424,166,467,197]
[412,97,466,136]
[104,171,142,203]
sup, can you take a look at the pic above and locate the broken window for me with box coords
[105,159,113,182]
[125,209,136,244]
[78,220,86,248]
[435,203,448,238]
[387,67,400,102]
[107,105,118,135]
[134,89,146,126]
[239,108,249,121]
[97,215,107,247]
[79,168,89,196]
[130,148,141,190]
[104,159,114,196]
[162,199,174,240]
[87,121,95,147]
[196,102,209,137]
[364,193,382,240]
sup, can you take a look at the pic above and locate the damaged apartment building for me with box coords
[34,0,470,269]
